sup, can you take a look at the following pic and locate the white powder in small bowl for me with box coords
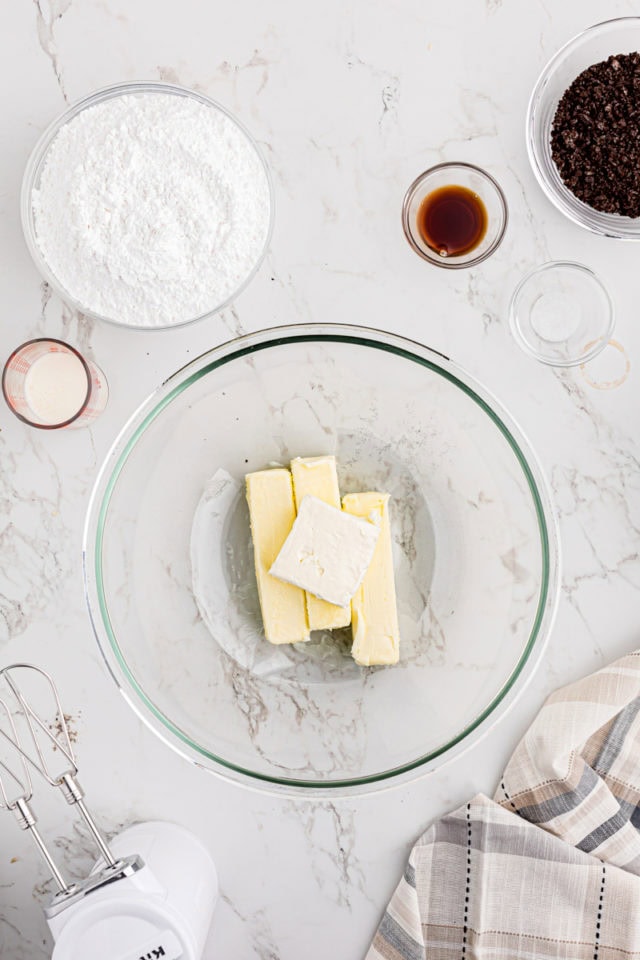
[31,91,272,328]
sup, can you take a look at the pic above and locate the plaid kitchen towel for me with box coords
[367,650,640,959]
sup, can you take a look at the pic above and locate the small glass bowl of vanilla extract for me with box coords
[402,162,508,268]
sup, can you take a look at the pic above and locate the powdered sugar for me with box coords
[31,91,271,327]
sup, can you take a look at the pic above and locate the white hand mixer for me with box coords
[0,663,218,960]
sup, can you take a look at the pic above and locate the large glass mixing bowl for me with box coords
[84,325,559,795]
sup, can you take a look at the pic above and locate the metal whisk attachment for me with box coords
[0,663,143,919]
[0,663,131,897]
[0,663,116,868]
[0,695,68,891]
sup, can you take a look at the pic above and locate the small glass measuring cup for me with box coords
[2,339,108,429]
[402,162,508,268]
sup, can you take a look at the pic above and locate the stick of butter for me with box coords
[342,492,400,666]
[290,457,351,631]
[246,469,310,645]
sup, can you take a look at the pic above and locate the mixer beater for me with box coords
[0,662,217,960]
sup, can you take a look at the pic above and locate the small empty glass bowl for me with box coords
[402,162,508,268]
[509,262,614,367]
[527,18,640,238]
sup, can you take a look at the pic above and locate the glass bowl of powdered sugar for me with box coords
[21,82,274,329]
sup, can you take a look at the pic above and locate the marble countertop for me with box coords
[1,1,639,957]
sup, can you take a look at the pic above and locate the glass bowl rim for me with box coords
[83,323,560,796]
[508,260,615,368]
[401,161,509,269]
[20,80,275,331]
[526,17,640,239]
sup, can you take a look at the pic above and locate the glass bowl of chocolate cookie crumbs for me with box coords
[528,18,640,238]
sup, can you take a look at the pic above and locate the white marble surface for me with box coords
[1,1,639,957]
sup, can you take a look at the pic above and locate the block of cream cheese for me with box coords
[246,468,310,645]
[342,492,400,666]
[290,457,351,631]
[270,495,379,608]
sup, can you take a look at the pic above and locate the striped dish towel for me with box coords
[367,650,640,959]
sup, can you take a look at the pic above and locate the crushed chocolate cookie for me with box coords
[551,51,640,217]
